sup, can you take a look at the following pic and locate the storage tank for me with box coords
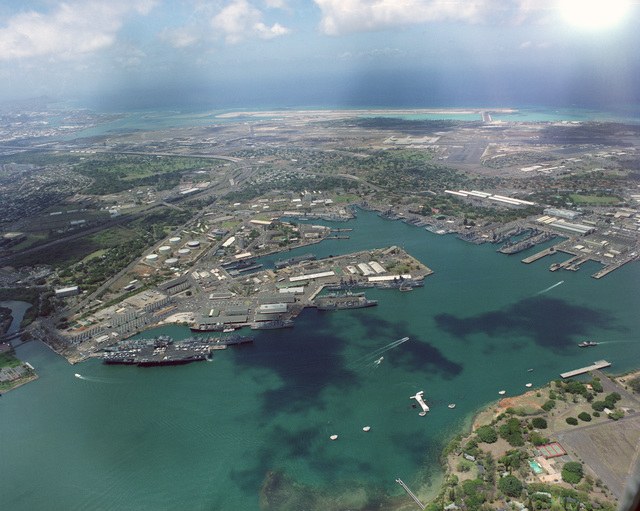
[169,237,181,244]
[145,254,159,262]
[187,240,201,248]
[178,248,191,256]
[158,246,171,254]
[165,258,179,266]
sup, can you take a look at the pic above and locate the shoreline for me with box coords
[216,107,518,119]
[424,368,640,511]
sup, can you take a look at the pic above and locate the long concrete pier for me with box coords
[396,478,425,509]
[560,360,611,379]
[591,256,633,279]
[522,247,555,264]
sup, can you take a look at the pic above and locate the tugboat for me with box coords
[578,341,598,348]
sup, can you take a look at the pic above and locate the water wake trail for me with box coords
[536,280,564,295]
[74,374,116,383]
[350,337,409,369]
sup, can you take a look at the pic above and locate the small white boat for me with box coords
[330,434,338,440]
[448,404,456,409]
[525,383,533,388]
[362,426,371,432]
[498,390,506,395]
[74,373,81,378]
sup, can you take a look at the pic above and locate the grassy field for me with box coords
[570,194,620,205]
[0,350,22,369]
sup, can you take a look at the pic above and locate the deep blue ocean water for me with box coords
[2,210,639,510]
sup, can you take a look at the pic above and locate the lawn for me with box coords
[570,194,620,205]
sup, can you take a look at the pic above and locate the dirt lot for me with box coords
[555,414,640,499]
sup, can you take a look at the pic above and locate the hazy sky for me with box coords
[1,0,639,109]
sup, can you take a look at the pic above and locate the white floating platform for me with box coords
[410,391,430,416]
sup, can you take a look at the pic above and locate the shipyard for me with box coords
[1,104,639,511]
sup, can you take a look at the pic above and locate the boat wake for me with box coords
[74,374,116,383]
[536,280,564,295]
[350,337,409,370]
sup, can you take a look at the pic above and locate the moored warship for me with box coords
[103,334,253,366]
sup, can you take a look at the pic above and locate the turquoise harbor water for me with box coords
[2,210,640,510]
[60,104,640,140]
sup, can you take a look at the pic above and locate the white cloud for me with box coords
[159,26,202,49]
[211,0,291,44]
[264,0,291,8]
[338,47,405,60]
[519,40,551,50]
[0,0,157,61]
[314,0,554,36]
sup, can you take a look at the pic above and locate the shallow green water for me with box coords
[2,210,639,510]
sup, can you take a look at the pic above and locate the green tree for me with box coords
[531,417,547,429]
[499,418,524,446]
[565,417,578,425]
[628,377,640,393]
[562,462,583,484]
[578,412,592,422]
[605,392,621,403]
[498,475,523,497]
[542,400,556,412]
[476,425,498,443]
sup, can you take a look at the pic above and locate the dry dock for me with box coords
[560,360,611,379]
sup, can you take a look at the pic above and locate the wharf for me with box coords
[560,360,611,379]
[550,255,581,271]
[591,256,634,279]
[522,247,555,264]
